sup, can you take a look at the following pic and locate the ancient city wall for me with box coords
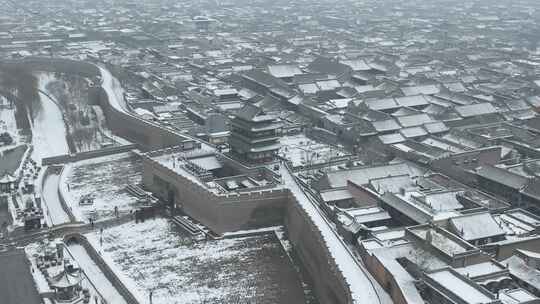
[360,251,417,304]
[142,156,288,233]
[218,189,288,231]
[94,86,196,151]
[284,196,353,304]
[142,156,221,229]
[142,151,362,304]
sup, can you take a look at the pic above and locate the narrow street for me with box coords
[41,170,71,226]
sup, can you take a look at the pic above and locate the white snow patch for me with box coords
[61,152,142,222]
[87,218,300,304]
[30,73,69,161]
[41,169,71,226]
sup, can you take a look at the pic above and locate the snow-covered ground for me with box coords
[98,66,127,113]
[278,134,348,167]
[87,218,307,304]
[30,73,69,161]
[42,170,71,226]
[60,152,143,222]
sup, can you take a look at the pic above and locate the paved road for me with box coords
[42,171,71,226]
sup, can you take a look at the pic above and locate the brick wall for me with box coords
[63,234,140,304]
[285,196,353,304]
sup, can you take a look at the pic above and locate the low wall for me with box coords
[42,165,77,223]
[495,236,540,260]
[359,246,427,304]
[55,165,84,224]
[42,144,138,165]
[63,233,140,304]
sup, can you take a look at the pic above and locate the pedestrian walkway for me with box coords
[42,171,71,226]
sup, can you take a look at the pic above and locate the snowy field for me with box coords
[278,134,348,167]
[31,73,69,161]
[87,218,308,304]
[61,152,143,222]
